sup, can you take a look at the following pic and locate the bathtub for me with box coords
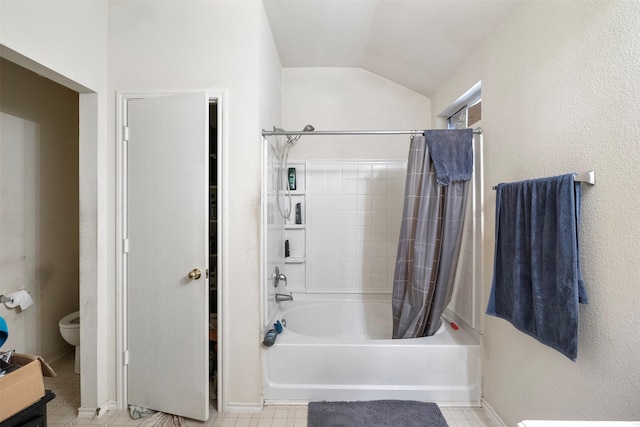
[263,299,482,405]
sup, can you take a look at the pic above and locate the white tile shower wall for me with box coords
[306,160,406,293]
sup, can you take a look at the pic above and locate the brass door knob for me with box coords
[188,268,202,280]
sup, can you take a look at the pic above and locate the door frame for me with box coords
[115,90,227,414]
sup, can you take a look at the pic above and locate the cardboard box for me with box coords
[0,353,56,422]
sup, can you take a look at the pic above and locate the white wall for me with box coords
[0,59,80,359]
[282,68,431,160]
[432,1,640,424]
[0,0,110,413]
[259,0,283,332]
[0,1,107,92]
[108,0,282,410]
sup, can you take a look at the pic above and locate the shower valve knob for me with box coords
[274,266,287,288]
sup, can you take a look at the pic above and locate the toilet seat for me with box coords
[59,311,80,328]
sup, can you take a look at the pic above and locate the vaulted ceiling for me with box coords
[263,0,526,97]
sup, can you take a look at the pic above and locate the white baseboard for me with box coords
[224,402,263,414]
[482,398,507,427]
[77,400,118,419]
[263,400,311,406]
[437,402,483,408]
[98,401,118,417]
[77,407,97,419]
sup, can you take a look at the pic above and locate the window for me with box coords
[448,96,481,130]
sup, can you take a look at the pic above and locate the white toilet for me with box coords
[59,311,80,374]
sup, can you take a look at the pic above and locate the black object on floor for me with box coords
[308,400,448,427]
[0,390,56,427]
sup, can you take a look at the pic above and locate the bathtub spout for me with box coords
[275,293,293,302]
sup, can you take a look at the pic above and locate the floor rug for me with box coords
[307,400,448,427]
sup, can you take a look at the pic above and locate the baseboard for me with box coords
[77,407,97,419]
[437,401,482,408]
[224,402,263,414]
[77,400,118,419]
[45,347,74,365]
[482,398,507,427]
[264,400,311,406]
[98,401,118,417]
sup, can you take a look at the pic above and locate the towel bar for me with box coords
[492,170,595,190]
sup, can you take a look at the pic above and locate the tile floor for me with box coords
[43,353,495,427]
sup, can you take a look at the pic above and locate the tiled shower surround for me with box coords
[305,160,406,293]
[270,155,476,328]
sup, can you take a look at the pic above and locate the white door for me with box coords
[126,92,209,421]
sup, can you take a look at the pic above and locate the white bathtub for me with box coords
[263,299,482,405]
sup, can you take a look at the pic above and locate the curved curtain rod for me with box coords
[262,127,482,137]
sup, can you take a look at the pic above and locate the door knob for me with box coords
[188,268,202,280]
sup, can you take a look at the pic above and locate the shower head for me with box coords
[287,124,315,145]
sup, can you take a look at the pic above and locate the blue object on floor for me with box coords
[0,316,8,348]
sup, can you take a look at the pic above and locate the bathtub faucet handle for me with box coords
[273,266,287,288]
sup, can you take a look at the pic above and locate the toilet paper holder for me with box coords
[0,295,14,304]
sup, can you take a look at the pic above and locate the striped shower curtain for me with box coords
[392,134,470,338]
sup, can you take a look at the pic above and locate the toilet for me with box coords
[59,311,80,374]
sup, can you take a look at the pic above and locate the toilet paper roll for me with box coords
[4,290,34,310]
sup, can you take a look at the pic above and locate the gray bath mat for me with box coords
[307,400,448,427]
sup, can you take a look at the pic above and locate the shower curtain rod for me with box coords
[262,127,482,137]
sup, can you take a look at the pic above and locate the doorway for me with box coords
[117,92,223,420]
[0,57,80,363]
[208,101,219,408]
[1,44,106,416]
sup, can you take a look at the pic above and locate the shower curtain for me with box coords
[392,131,471,338]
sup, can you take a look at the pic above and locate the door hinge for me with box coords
[123,350,129,366]
[123,126,129,141]
[206,269,209,279]
[123,238,129,254]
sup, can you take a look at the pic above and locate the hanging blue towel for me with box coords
[424,129,474,185]
[486,173,588,361]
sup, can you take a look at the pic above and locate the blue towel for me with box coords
[424,129,474,185]
[486,173,588,361]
